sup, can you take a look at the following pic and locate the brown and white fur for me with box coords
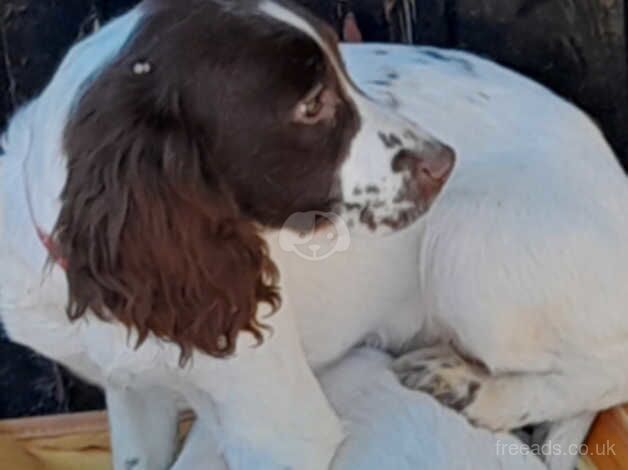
[4,1,628,470]
[0,1,454,469]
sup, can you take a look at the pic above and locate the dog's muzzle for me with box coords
[392,141,455,208]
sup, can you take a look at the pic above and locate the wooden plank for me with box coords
[585,406,628,469]
[0,410,195,439]
[450,0,628,167]
[0,407,625,469]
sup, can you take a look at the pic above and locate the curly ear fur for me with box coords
[55,53,280,363]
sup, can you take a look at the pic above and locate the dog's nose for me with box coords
[391,143,455,202]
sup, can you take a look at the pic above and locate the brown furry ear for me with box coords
[55,65,280,363]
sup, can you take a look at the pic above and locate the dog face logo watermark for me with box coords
[279,211,351,261]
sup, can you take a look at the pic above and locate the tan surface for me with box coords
[0,411,194,470]
[584,406,628,470]
[0,407,626,469]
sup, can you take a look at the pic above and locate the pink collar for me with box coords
[35,225,68,271]
[24,175,68,271]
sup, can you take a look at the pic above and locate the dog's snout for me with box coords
[392,143,455,201]
[392,144,455,180]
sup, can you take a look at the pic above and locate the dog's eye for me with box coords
[303,96,323,117]
[295,83,326,123]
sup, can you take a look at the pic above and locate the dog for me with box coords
[237,41,628,470]
[4,1,628,469]
[0,1,454,469]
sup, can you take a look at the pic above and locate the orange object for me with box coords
[583,406,628,470]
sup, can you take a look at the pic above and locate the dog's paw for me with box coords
[392,345,485,412]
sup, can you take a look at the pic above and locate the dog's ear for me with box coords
[54,59,280,363]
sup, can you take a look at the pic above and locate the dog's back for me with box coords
[343,43,628,435]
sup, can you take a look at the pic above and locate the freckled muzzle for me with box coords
[355,142,455,232]
[392,142,456,209]
[337,93,456,234]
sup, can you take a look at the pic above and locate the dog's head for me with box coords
[55,0,454,360]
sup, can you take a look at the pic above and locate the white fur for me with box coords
[343,44,628,428]
[0,3,437,469]
[2,4,628,470]
[173,349,546,470]
[1,6,344,470]
[261,0,449,235]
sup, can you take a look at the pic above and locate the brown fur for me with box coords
[56,82,281,362]
[54,0,359,362]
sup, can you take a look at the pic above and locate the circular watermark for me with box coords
[279,211,351,261]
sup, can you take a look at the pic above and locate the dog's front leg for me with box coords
[184,303,345,470]
[106,385,179,470]
[171,418,228,470]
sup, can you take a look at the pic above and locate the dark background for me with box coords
[0,0,626,418]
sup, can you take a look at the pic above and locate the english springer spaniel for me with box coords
[2,2,628,470]
[0,1,454,469]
